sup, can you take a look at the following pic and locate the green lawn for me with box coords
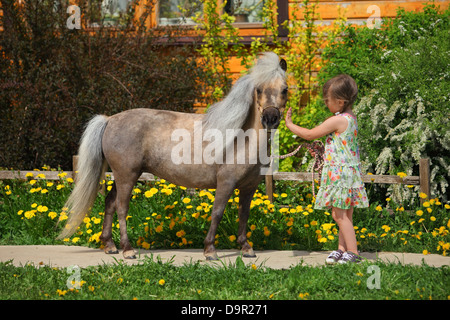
[0,257,448,300]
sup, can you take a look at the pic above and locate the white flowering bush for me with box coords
[354,27,450,202]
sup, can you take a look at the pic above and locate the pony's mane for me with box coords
[202,52,286,135]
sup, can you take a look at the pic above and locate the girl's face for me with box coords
[324,94,346,114]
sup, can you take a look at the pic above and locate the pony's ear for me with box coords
[279,59,287,72]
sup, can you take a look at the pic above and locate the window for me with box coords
[158,0,264,26]
[100,0,133,26]
[158,0,203,26]
[223,0,264,23]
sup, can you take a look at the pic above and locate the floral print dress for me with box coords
[314,113,369,210]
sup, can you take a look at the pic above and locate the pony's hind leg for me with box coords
[100,183,119,254]
[114,173,140,259]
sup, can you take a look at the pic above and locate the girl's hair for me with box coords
[323,74,358,109]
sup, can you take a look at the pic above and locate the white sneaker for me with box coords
[326,249,344,265]
[338,251,362,264]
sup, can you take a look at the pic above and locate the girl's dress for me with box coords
[314,113,369,210]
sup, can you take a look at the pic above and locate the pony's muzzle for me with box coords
[261,107,281,129]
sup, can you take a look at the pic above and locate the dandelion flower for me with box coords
[24,211,35,219]
[56,289,67,296]
[158,279,165,286]
[397,172,407,178]
[48,212,57,219]
[419,192,428,199]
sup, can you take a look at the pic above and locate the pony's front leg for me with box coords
[237,187,257,258]
[204,182,235,260]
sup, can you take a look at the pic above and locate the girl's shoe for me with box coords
[338,251,362,264]
[325,249,344,265]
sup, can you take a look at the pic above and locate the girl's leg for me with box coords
[332,207,358,253]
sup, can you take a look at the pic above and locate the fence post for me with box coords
[265,161,274,203]
[419,158,430,203]
[265,174,273,203]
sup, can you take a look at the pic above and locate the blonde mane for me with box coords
[202,52,286,134]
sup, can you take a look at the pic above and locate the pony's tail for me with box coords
[57,115,109,240]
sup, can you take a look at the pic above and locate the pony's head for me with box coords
[203,52,288,142]
[250,53,288,129]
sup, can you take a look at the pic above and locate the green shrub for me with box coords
[0,0,207,170]
[318,3,450,202]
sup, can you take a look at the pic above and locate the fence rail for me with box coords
[0,157,431,204]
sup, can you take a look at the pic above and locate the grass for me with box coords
[0,168,449,301]
[1,257,449,300]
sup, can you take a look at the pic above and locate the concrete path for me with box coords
[1,245,449,269]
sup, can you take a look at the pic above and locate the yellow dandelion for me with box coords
[397,172,407,178]
[419,192,428,199]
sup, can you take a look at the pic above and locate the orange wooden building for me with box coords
[2,0,448,74]
[131,0,449,74]
[1,0,448,106]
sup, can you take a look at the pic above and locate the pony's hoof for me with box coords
[123,250,137,259]
[242,248,256,258]
[205,253,219,261]
[104,244,119,255]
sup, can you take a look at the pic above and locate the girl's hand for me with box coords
[285,107,293,127]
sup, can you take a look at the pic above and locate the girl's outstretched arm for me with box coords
[284,107,348,141]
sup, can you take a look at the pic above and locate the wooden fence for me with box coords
[265,158,430,204]
[0,156,431,204]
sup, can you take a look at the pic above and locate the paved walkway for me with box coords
[1,245,449,269]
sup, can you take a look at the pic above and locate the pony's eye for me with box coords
[256,88,262,95]
[282,87,288,95]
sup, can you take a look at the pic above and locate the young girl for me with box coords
[285,74,369,264]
